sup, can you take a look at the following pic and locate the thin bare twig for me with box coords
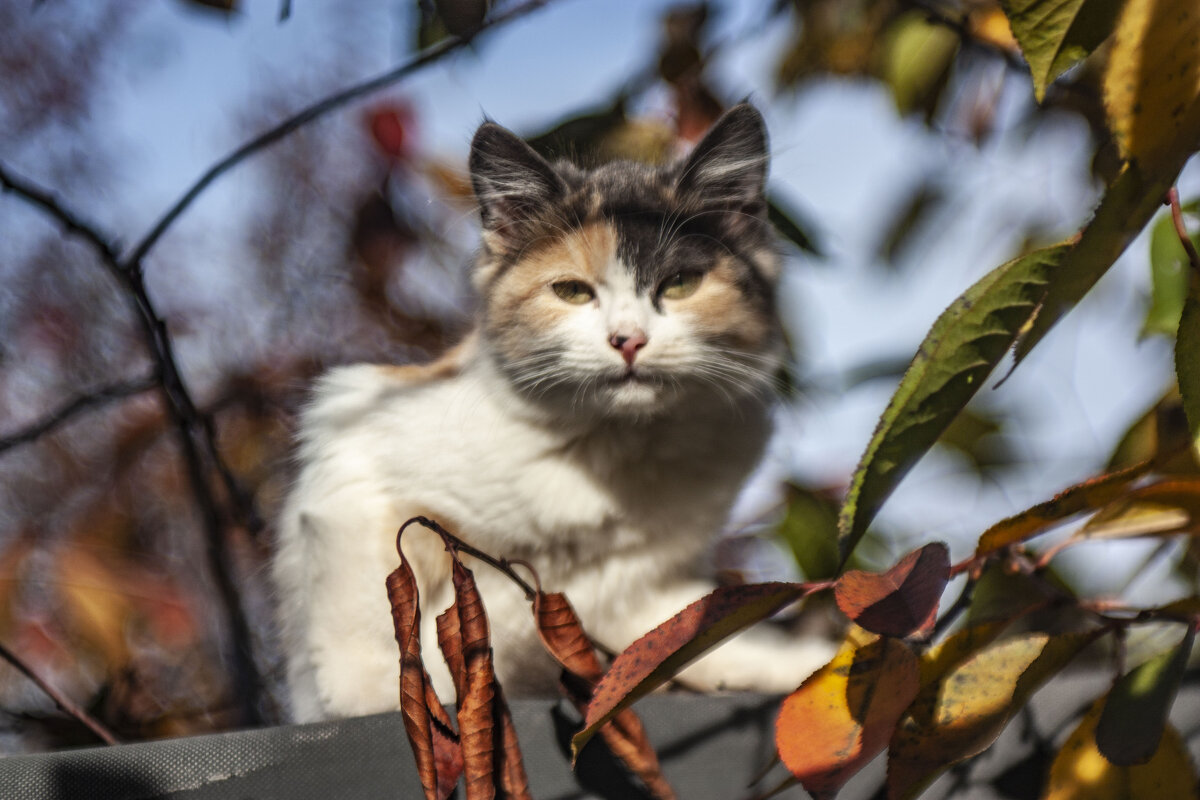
[401,516,540,600]
[0,639,119,745]
[0,374,160,454]
[126,0,557,268]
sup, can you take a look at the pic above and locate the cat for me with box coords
[272,103,835,722]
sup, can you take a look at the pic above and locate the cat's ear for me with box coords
[673,103,768,209]
[469,121,566,252]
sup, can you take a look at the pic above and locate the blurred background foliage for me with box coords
[0,0,1195,751]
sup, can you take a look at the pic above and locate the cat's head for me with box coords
[468,104,782,419]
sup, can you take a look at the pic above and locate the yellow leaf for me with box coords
[777,634,919,799]
[1043,701,1198,799]
[1103,0,1200,171]
[918,616,1017,689]
[969,7,1019,55]
[889,631,1099,799]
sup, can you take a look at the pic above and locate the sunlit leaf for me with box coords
[974,460,1152,556]
[1179,271,1200,461]
[1103,0,1200,173]
[1081,502,1191,539]
[918,616,1022,690]
[1096,626,1195,765]
[1013,164,1182,369]
[839,244,1069,563]
[1143,205,1199,338]
[573,582,815,756]
[888,630,1101,800]
[999,0,1122,102]
[1044,701,1198,799]
[776,634,920,799]
[1013,0,1200,366]
[880,12,959,119]
[834,542,949,638]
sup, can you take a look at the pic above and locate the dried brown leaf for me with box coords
[388,549,461,800]
[534,592,676,800]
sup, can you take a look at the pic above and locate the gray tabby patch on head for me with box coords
[468,104,783,418]
[469,104,777,298]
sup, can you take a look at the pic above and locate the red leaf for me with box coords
[574,582,814,756]
[834,543,949,638]
[534,592,677,800]
[367,103,414,160]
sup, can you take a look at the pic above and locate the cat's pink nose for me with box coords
[610,331,647,366]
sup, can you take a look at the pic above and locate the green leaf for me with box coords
[777,484,841,580]
[1013,162,1182,370]
[1000,0,1123,101]
[1179,271,1200,461]
[1143,204,1199,338]
[1096,626,1196,765]
[837,243,1069,564]
[880,12,960,118]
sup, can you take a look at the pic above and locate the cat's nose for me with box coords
[609,331,648,366]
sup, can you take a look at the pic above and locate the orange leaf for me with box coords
[975,461,1152,556]
[834,543,949,638]
[534,592,677,800]
[776,634,920,799]
[573,582,814,756]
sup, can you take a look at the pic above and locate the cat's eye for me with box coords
[659,271,703,300]
[551,280,596,305]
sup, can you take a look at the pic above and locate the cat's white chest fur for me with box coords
[272,104,836,722]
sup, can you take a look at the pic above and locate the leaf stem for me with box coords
[399,516,540,600]
[1168,187,1200,273]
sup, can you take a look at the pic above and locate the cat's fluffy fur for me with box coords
[273,104,834,722]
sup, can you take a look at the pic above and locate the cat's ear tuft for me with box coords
[469,122,566,249]
[673,103,768,207]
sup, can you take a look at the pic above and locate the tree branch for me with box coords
[0,374,159,454]
[126,0,557,268]
[0,639,119,746]
[0,164,266,724]
[1168,187,1200,273]
[0,0,560,731]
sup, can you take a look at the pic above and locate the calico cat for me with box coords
[273,103,834,722]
